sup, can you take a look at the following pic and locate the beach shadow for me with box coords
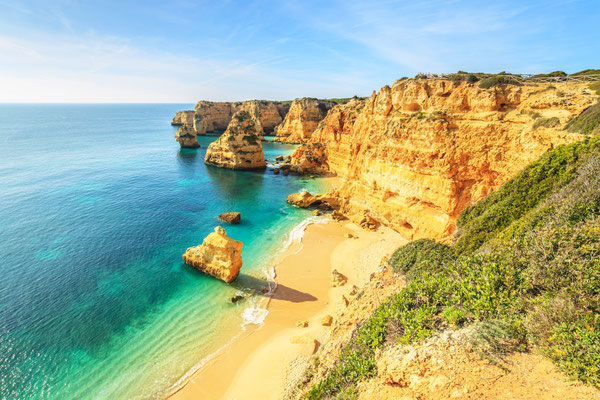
[233,273,318,304]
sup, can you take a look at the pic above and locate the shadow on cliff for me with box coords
[233,273,318,303]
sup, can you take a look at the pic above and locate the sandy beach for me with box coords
[167,217,407,400]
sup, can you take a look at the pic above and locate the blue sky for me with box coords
[0,0,598,102]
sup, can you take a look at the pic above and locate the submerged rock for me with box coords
[175,124,200,148]
[218,212,241,224]
[204,111,266,170]
[182,226,243,283]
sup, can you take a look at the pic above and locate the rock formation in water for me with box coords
[274,98,336,143]
[182,226,243,283]
[174,124,200,148]
[204,111,267,170]
[171,110,195,126]
[289,79,596,240]
[218,212,241,224]
[286,190,339,209]
[172,100,290,136]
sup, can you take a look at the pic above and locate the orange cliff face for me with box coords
[172,100,290,136]
[274,98,335,143]
[292,79,597,240]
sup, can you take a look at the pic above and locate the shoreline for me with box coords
[166,216,407,400]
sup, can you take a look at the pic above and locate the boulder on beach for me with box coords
[218,212,241,224]
[182,226,243,283]
[331,269,348,287]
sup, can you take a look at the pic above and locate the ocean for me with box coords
[0,104,329,399]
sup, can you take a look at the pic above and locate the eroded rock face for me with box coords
[204,111,266,170]
[182,226,243,283]
[274,98,335,143]
[290,80,596,240]
[174,100,290,136]
[172,110,195,126]
[174,124,200,148]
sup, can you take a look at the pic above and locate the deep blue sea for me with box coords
[0,104,329,399]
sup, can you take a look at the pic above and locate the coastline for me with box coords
[166,216,407,400]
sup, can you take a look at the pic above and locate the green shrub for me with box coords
[566,102,600,135]
[479,75,522,89]
[533,71,567,78]
[570,69,600,77]
[533,117,560,130]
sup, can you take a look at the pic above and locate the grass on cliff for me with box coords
[566,101,600,135]
[303,136,600,399]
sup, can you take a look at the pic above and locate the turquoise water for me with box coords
[0,104,328,399]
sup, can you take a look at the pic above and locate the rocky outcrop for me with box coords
[172,110,195,126]
[274,98,336,143]
[286,190,339,208]
[204,111,267,170]
[174,124,200,148]
[173,101,291,136]
[290,80,596,240]
[218,212,241,224]
[182,226,243,283]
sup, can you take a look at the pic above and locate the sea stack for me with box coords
[182,226,243,283]
[174,124,200,148]
[204,110,266,170]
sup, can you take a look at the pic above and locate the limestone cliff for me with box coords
[171,110,195,126]
[274,98,335,143]
[174,124,200,148]
[291,79,597,240]
[182,226,243,283]
[204,110,267,170]
[174,100,290,136]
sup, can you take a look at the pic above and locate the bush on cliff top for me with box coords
[304,137,600,399]
[479,75,523,89]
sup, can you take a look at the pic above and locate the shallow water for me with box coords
[0,104,329,399]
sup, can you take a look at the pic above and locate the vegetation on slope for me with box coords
[566,101,600,135]
[303,135,600,399]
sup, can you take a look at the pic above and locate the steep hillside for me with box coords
[293,136,600,399]
[290,78,597,240]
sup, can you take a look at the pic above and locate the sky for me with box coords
[0,0,598,102]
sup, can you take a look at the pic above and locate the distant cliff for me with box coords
[171,100,290,136]
[290,78,597,240]
[274,98,336,143]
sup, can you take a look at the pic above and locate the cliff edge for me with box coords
[291,79,597,240]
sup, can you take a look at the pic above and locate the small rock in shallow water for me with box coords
[229,294,244,303]
[182,226,243,283]
[218,212,241,224]
[313,209,321,216]
[273,168,280,175]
